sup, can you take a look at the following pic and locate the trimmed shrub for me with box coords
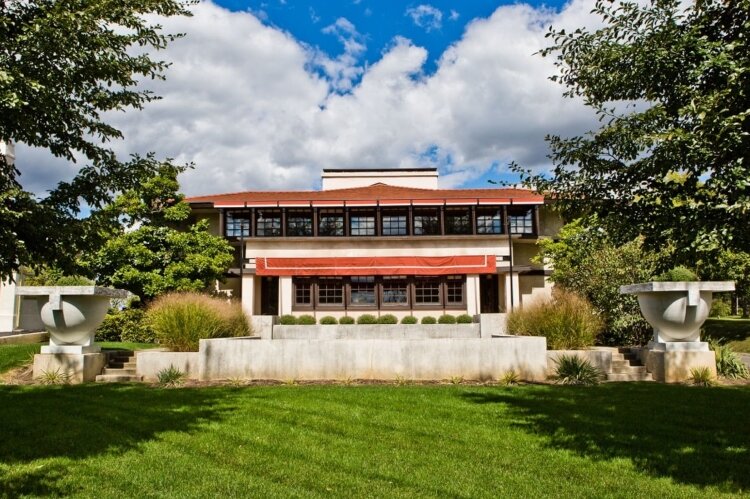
[319,316,338,325]
[279,314,297,325]
[146,292,250,352]
[438,314,457,324]
[709,297,732,318]
[709,339,749,379]
[421,316,437,324]
[401,316,418,325]
[339,316,355,325]
[377,314,398,324]
[552,355,603,385]
[357,314,378,325]
[506,290,603,350]
[456,314,474,324]
[654,266,699,282]
[96,307,155,343]
[297,314,316,325]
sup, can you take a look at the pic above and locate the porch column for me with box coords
[503,272,520,312]
[279,276,293,315]
[241,275,255,317]
[466,275,480,316]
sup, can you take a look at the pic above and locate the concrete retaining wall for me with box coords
[198,336,547,381]
[547,349,612,376]
[0,331,48,345]
[137,351,200,381]
[273,324,480,340]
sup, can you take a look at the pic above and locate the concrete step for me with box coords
[107,361,137,369]
[96,374,143,383]
[102,368,136,376]
[612,359,642,369]
[611,365,648,374]
[607,372,653,382]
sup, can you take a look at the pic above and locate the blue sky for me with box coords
[18,0,595,194]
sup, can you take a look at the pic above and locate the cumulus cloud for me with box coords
[405,4,443,32]
[15,0,601,196]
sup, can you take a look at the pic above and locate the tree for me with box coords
[81,162,234,303]
[537,218,659,345]
[699,250,750,317]
[517,0,750,261]
[0,0,191,279]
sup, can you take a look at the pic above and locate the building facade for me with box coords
[187,169,560,321]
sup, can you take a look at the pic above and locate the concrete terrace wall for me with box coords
[137,351,200,381]
[546,349,612,376]
[273,324,480,340]
[199,336,547,382]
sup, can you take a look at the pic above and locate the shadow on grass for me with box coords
[461,384,750,493]
[0,384,234,496]
[703,318,750,343]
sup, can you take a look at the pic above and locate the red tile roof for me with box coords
[186,183,543,207]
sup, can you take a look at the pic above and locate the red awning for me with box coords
[256,255,496,276]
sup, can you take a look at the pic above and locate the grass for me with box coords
[704,318,750,353]
[0,343,41,373]
[0,383,748,497]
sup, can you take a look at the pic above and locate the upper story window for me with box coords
[350,209,376,236]
[225,210,251,238]
[286,209,313,237]
[413,207,440,236]
[509,207,534,234]
[445,207,472,235]
[319,209,344,236]
[381,209,408,236]
[476,207,503,234]
[256,209,282,237]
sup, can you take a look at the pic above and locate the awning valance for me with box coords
[256,255,497,276]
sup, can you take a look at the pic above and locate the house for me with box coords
[187,168,560,324]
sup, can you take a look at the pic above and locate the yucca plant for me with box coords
[499,370,521,386]
[709,339,749,379]
[552,354,603,385]
[36,368,71,385]
[157,364,186,387]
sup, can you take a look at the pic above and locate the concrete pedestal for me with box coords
[643,349,716,383]
[33,353,107,384]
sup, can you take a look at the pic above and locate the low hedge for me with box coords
[297,314,316,325]
[339,316,355,325]
[456,314,473,324]
[377,314,398,324]
[401,316,418,324]
[421,316,437,324]
[319,316,338,325]
[438,314,457,324]
[357,314,378,325]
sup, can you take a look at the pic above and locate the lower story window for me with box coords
[291,275,467,310]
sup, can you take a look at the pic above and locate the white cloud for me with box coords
[15,0,601,196]
[405,4,443,32]
[449,9,460,21]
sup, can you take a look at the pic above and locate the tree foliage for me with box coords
[0,0,191,279]
[81,163,233,303]
[537,218,659,345]
[518,0,750,260]
[699,250,750,317]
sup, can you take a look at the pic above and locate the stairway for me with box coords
[95,350,142,383]
[607,347,653,382]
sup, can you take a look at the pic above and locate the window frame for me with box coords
[286,209,314,237]
[292,277,314,310]
[349,208,377,237]
[225,210,252,238]
[318,208,345,237]
[412,207,441,236]
[476,206,504,235]
[255,209,282,237]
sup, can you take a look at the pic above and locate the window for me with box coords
[381,210,408,236]
[255,209,281,237]
[476,207,503,234]
[350,209,376,236]
[225,210,251,238]
[509,207,534,234]
[319,209,344,236]
[445,207,472,235]
[413,208,440,235]
[286,209,313,237]
[414,277,441,305]
[318,278,344,305]
[293,278,313,307]
[350,276,376,306]
[446,275,465,305]
[382,276,409,306]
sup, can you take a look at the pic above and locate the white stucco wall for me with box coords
[321,170,439,190]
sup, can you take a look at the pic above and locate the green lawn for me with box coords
[0,343,40,373]
[704,318,750,352]
[0,383,748,498]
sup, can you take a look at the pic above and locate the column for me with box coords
[503,272,520,312]
[279,276,293,315]
[465,275,480,316]
[241,275,255,318]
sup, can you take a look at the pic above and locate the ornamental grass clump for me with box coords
[506,290,603,350]
[146,292,250,352]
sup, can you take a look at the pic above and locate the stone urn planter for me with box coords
[15,286,129,354]
[620,281,734,382]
